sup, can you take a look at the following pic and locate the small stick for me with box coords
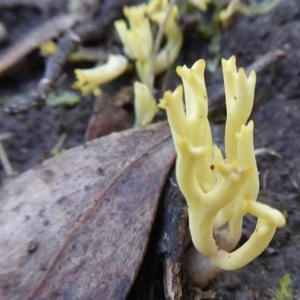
[149,0,177,94]
[262,169,269,192]
[52,133,67,151]
[254,147,282,158]
[0,14,80,76]
[0,132,15,176]
[245,48,286,75]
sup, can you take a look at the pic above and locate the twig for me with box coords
[52,133,67,151]
[254,147,282,158]
[149,0,176,94]
[245,48,286,75]
[0,132,15,176]
[262,169,269,192]
[0,14,80,76]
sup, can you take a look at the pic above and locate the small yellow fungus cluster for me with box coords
[114,0,183,126]
[159,56,285,270]
[71,0,182,127]
[115,1,183,86]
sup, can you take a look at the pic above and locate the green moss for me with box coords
[276,274,292,300]
[46,91,80,107]
[51,147,65,157]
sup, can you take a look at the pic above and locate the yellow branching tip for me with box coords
[193,59,206,74]
[221,55,236,70]
[158,99,167,110]
[243,201,286,228]
[176,65,185,77]
[158,84,183,111]
[178,136,207,158]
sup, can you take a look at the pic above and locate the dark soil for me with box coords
[1,0,300,299]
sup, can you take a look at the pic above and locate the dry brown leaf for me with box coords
[0,121,175,300]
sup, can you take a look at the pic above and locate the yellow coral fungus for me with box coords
[73,54,128,96]
[114,0,183,86]
[114,4,153,61]
[133,81,157,127]
[114,0,183,126]
[159,56,285,270]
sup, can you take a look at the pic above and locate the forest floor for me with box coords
[0,0,300,299]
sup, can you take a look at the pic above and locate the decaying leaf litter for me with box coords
[0,0,300,299]
[0,122,175,299]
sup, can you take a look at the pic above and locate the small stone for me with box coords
[27,240,39,254]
